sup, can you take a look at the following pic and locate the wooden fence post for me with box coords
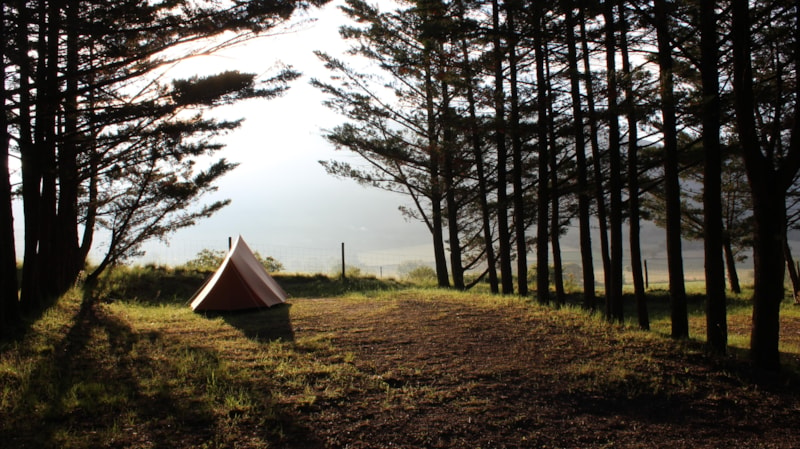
[341,242,346,280]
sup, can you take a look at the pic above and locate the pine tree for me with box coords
[3,0,326,313]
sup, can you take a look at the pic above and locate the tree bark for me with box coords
[54,0,84,294]
[562,0,596,310]
[456,6,499,293]
[700,0,727,353]
[17,0,43,311]
[441,80,465,290]
[544,55,565,306]
[730,0,798,371]
[534,5,550,305]
[507,1,528,296]
[491,0,514,294]
[0,2,20,328]
[619,0,648,330]
[784,239,800,302]
[580,7,611,307]
[654,0,689,338]
[604,0,624,323]
[423,51,450,288]
[35,0,61,299]
[722,234,742,294]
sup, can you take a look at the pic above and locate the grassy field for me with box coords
[1,267,799,448]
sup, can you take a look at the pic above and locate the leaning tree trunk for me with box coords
[722,235,742,294]
[457,20,499,293]
[580,8,611,305]
[784,239,800,302]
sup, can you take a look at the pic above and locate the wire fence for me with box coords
[138,238,754,286]
[139,238,436,278]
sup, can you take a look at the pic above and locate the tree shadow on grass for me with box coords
[1,293,221,448]
[1,292,322,448]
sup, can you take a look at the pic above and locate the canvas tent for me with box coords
[189,236,288,311]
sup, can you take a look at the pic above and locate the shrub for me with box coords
[398,261,437,285]
[182,248,284,272]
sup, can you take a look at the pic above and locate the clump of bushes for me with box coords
[182,248,284,272]
[397,261,438,286]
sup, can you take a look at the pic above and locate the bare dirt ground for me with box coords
[277,295,800,449]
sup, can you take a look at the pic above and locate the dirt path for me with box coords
[285,295,800,449]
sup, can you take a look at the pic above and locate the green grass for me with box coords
[91,265,409,304]
[2,266,799,447]
[0,288,382,447]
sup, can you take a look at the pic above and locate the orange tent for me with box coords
[189,236,287,311]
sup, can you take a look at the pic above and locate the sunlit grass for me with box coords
[0,283,389,447]
[2,268,799,447]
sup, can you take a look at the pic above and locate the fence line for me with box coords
[137,238,755,285]
[139,239,436,278]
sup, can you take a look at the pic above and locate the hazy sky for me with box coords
[133,0,436,273]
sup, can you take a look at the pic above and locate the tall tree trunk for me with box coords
[722,234,742,294]
[55,0,83,294]
[17,0,43,311]
[35,0,61,299]
[534,5,550,305]
[423,51,450,288]
[441,80,465,290]
[700,0,727,353]
[491,0,514,294]
[654,0,689,338]
[507,1,528,296]
[430,135,450,289]
[545,55,565,305]
[562,0,596,310]
[604,0,624,323]
[79,45,98,265]
[456,12,498,293]
[619,0,648,330]
[0,2,20,328]
[580,6,611,307]
[731,0,788,370]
